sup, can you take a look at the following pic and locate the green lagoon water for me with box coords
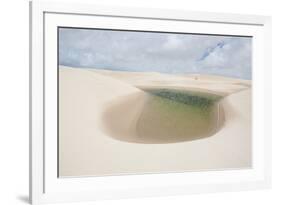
[135,88,224,143]
[103,88,224,144]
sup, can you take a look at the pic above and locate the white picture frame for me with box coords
[30,1,272,204]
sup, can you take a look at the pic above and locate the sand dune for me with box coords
[82,66,251,96]
[59,66,251,177]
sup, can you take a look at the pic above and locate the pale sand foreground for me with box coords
[59,66,251,177]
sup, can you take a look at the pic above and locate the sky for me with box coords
[59,28,252,79]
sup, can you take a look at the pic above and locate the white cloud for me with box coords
[59,28,252,79]
[162,36,184,50]
[195,38,251,78]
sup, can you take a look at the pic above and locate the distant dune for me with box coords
[59,66,251,177]
[82,66,251,96]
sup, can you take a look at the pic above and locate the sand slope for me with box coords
[59,66,251,177]
[84,66,251,96]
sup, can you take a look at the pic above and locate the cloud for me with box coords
[162,35,184,50]
[59,28,252,79]
[196,38,251,79]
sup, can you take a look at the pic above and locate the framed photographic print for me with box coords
[30,1,271,204]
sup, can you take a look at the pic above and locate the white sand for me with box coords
[59,66,251,177]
